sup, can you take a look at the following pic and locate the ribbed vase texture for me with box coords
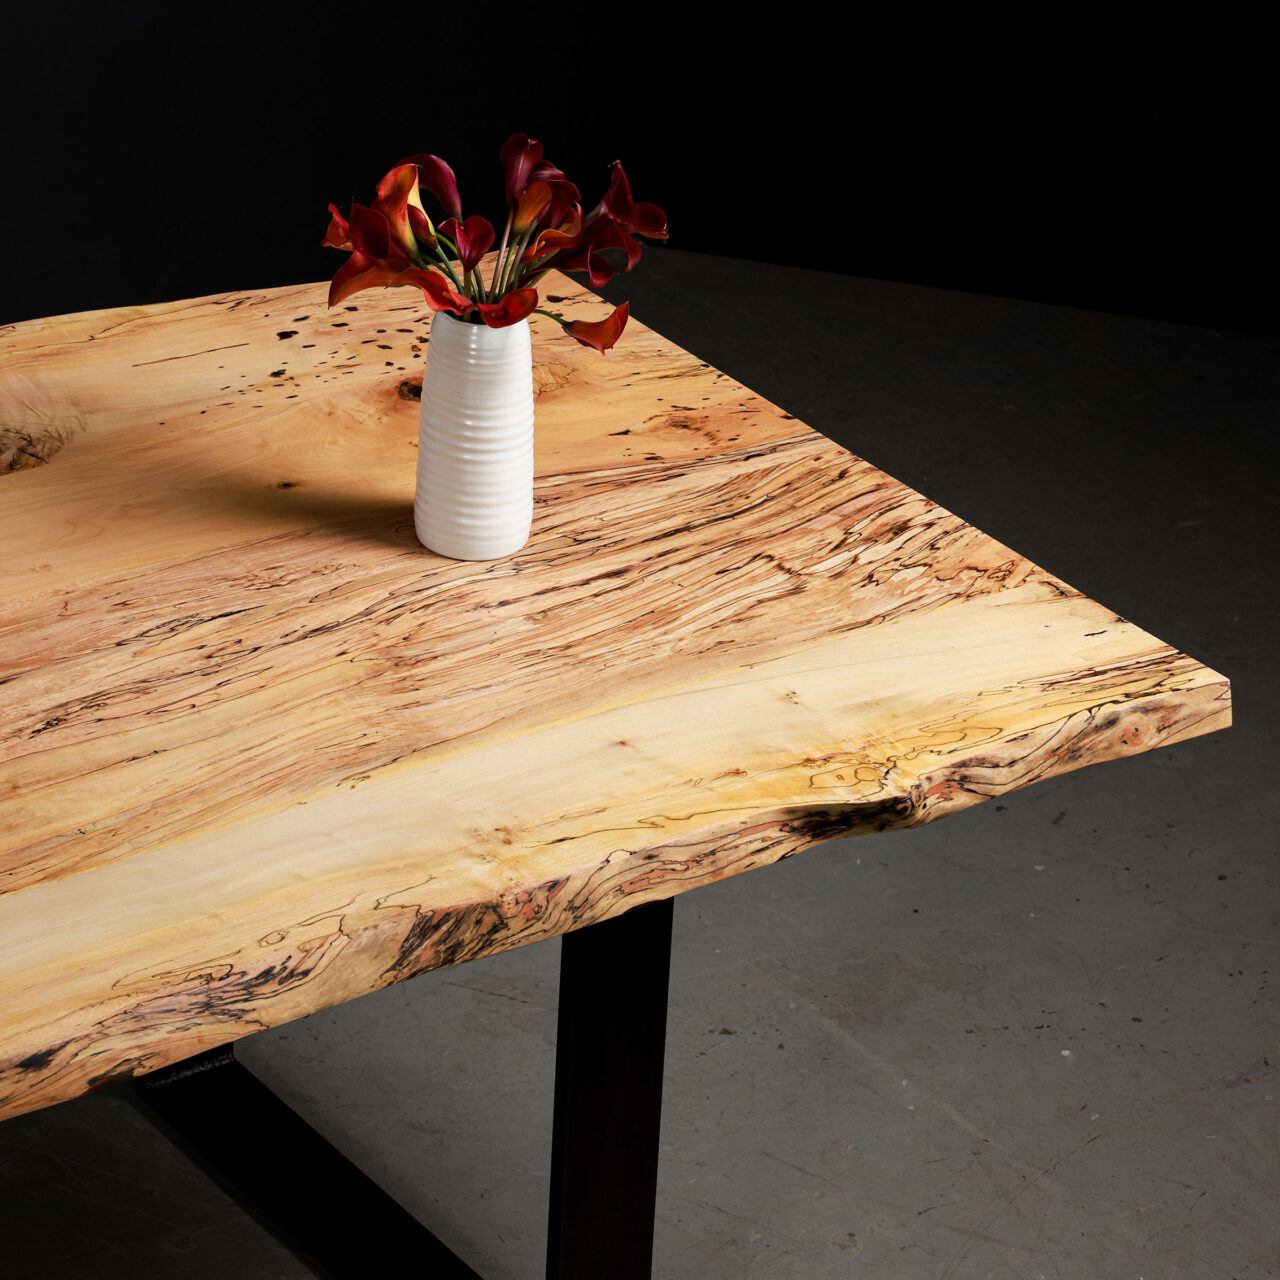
[414,312,534,560]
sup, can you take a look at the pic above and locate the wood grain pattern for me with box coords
[0,265,1230,1120]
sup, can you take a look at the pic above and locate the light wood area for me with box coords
[0,265,1229,1120]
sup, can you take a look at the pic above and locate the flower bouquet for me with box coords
[321,133,667,561]
[322,132,668,353]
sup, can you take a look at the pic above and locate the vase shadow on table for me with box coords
[201,473,422,553]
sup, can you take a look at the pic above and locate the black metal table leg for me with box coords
[546,896,675,1280]
[132,1045,482,1280]
[129,896,676,1279]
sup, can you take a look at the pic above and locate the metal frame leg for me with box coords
[546,896,674,1280]
[130,897,675,1280]
[132,1045,482,1279]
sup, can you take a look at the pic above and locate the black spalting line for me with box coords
[131,343,251,367]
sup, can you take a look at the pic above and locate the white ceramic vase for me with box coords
[414,312,534,560]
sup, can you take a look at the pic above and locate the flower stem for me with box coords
[499,225,538,295]
[418,227,466,295]
[496,242,518,296]
[489,208,514,296]
[433,251,466,296]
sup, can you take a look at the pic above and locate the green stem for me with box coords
[416,226,465,295]
[430,235,481,304]
[414,213,476,316]
[433,251,466,296]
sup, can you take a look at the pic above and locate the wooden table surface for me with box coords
[0,267,1230,1122]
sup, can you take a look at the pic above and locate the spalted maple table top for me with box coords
[0,268,1230,1120]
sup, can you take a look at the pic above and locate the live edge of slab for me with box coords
[0,268,1230,1121]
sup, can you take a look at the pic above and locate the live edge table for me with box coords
[0,268,1230,1279]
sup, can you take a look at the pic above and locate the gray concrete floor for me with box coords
[2,251,1274,1278]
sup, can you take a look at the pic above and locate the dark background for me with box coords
[2,4,1273,335]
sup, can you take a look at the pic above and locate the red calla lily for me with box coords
[327,202,470,314]
[440,216,496,274]
[538,181,579,232]
[322,202,352,251]
[599,161,668,239]
[328,252,407,307]
[398,153,463,221]
[478,288,538,328]
[528,159,565,183]
[500,132,543,203]
[563,302,629,353]
[553,217,641,287]
[590,214,643,271]
[394,269,475,316]
[350,202,396,257]
[552,243,614,288]
[528,160,580,227]
[408,206,436,249]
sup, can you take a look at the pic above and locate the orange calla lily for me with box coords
[523,205,584,263]
[397,152,463,222]
[373,163,429,261]
[512,181,552,235]
[478,288,539,328]
[563,302,629,353]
